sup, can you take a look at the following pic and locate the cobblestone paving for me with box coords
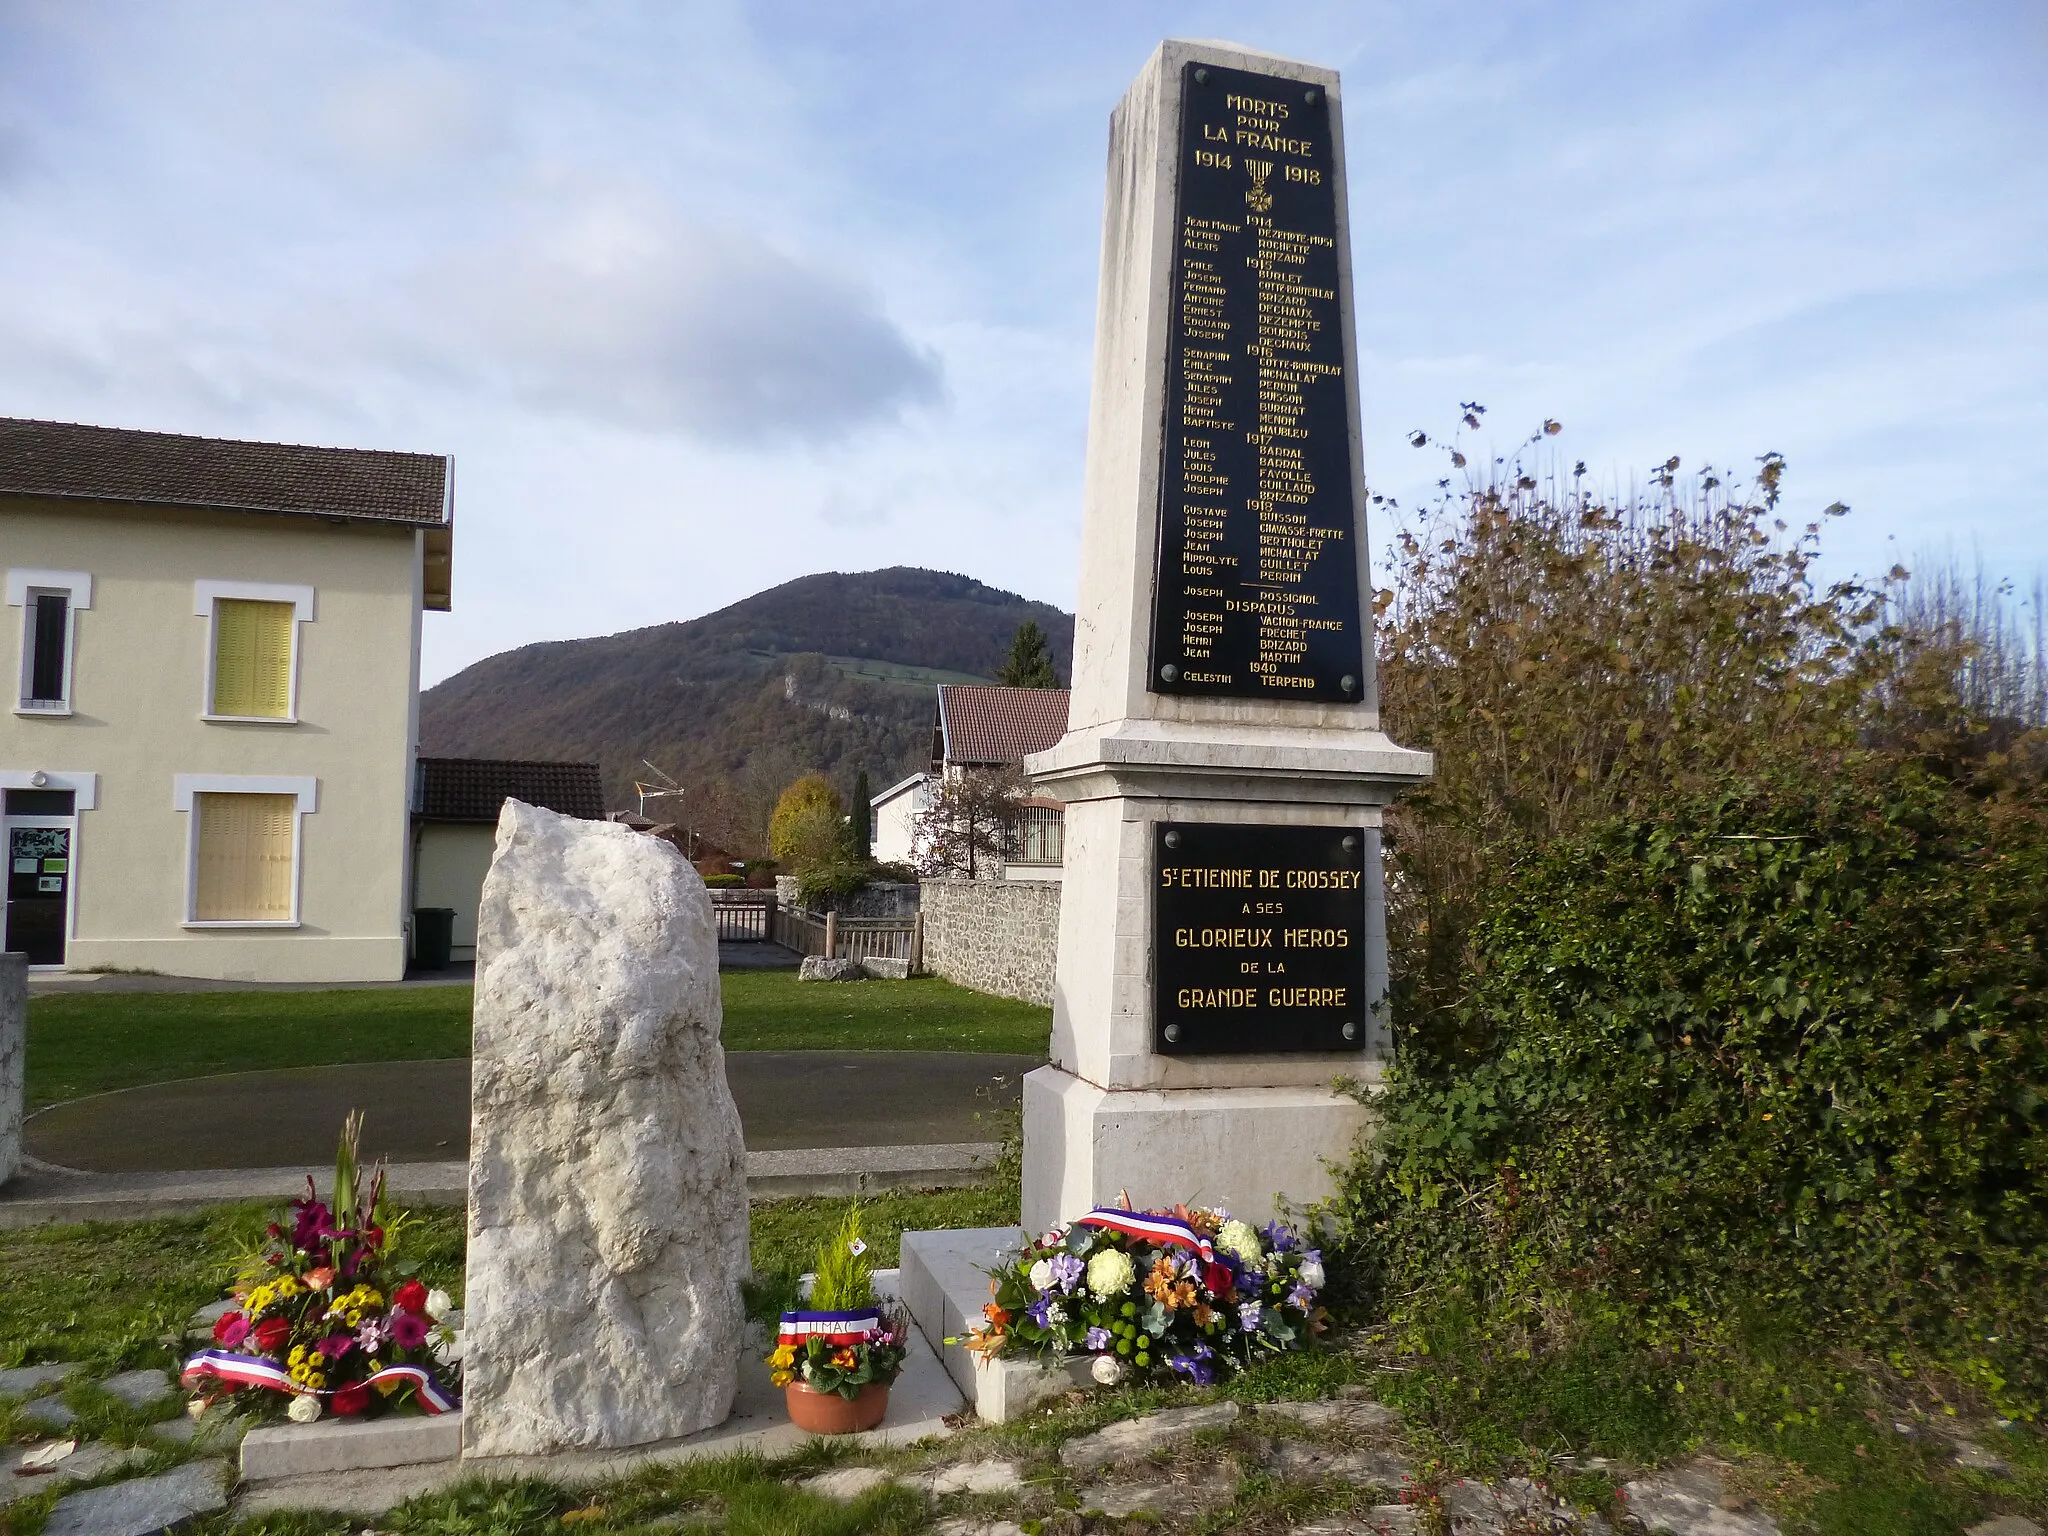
[9,1358,2042,1533]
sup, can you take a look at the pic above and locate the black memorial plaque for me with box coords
[1148,61,1365,703]
[1153,822,1368,1054]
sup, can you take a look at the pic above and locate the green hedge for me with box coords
[1329,763,2048,1412]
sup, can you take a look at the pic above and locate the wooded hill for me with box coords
[418,567,1073,851]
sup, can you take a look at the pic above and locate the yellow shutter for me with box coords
[194,793,297,921]
[212,600,295,717]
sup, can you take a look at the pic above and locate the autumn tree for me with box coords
[767,772,847,872]
[913,767,1027,878]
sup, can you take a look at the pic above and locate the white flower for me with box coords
[1091,1354,1126,1386]
[1045,1302,1067,1326]
[1216,1220,1264,1267]
[1086,1248,1136,1300]
[425,1289,453,1320]
[1028,1259,1055,1293]
[1299,1260,1325,1289]
[286,1393,322,1424]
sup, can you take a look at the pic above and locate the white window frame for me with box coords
[6,569,92,717]
[173,773,318,928]
[193,580,315,724]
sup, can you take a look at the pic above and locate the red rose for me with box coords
[332,1381,370,1416]
[251,1317,292,1355]
[393,1279,429,1314]
[1202,1261,1235,1299]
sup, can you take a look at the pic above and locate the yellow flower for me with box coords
[288,1345,307,1368]
[769,1345,796,1368]
[770,1369,794,1387]
[309,1352,325,1368]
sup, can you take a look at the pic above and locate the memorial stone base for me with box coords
[1021,1069,1371,1234]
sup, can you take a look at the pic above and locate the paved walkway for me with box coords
[22,1051,1034,1173]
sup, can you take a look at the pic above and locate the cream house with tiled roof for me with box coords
[871,684,1071,880]
[0,417,451,982]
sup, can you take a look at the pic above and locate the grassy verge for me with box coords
[23,989,474,1110]
[24,973,1049,1108]
[720,972,1049,1056]
[1356,1309,2047,1535]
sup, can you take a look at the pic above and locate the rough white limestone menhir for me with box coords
[0,951,23,1189]
[463,801,749,1458]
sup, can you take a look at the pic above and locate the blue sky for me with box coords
[1,1,2041,684]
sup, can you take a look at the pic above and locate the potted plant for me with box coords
[767,1208,908,1434]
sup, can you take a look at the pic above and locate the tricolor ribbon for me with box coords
[1075,1208,1217,1264]
[180,1350,459,1414]
[776,1308,882,1348]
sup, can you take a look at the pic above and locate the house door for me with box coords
[4,815,73,967]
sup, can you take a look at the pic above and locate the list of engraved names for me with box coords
[1149,62,1364,702]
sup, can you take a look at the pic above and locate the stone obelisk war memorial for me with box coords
[1018,38,1429,1230]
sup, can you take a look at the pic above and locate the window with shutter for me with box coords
[211,599,295,718]
[193,792,298,921]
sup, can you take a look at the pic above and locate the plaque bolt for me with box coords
[1340,674,1358,694]
[1160,664,1180,684]
[1342,1021,1358,1042]
[1163,829,1182,850]
[1342,834,1359,854]
[1304,87,1320,106]
[1194,67,1210,84]
[1164,1024,1183,1044]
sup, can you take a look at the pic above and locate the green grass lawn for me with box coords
[23,972,1050,1109]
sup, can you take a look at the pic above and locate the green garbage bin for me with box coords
[413,907,456,971]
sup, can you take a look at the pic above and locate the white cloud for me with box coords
[411,194,945,443]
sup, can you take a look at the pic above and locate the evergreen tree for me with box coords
[997,621,1060,688]
[851,768,872,862]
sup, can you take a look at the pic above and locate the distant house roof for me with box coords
[933,685,1070,768]
[415,757,605,823]
[871,772,929,807]
[0,417,454,609]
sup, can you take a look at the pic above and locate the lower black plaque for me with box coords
[1152,821,1367,1054]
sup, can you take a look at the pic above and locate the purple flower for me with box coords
[354,1319,385,1352]
[1084,1326,1113,1351]
[1286,1281,1316,1311]
[387,1310,430,1350]
[1025,1294,1055,1329]
[1048,1253,1086,1294]
[318,1332,354,1361]
[1238,1301,1263,1332]
[1260,1221,1298,1253]
[1166,1348,1216,1385]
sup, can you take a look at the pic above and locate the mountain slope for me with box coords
[419,567,1073,850]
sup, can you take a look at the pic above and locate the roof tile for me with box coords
[937,685,1070,765]
[0,417,448,526]
[415,758,605,822]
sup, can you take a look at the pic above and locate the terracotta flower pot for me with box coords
[784,1379,889,1434]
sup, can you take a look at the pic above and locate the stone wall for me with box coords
[920,878,1061,1006]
